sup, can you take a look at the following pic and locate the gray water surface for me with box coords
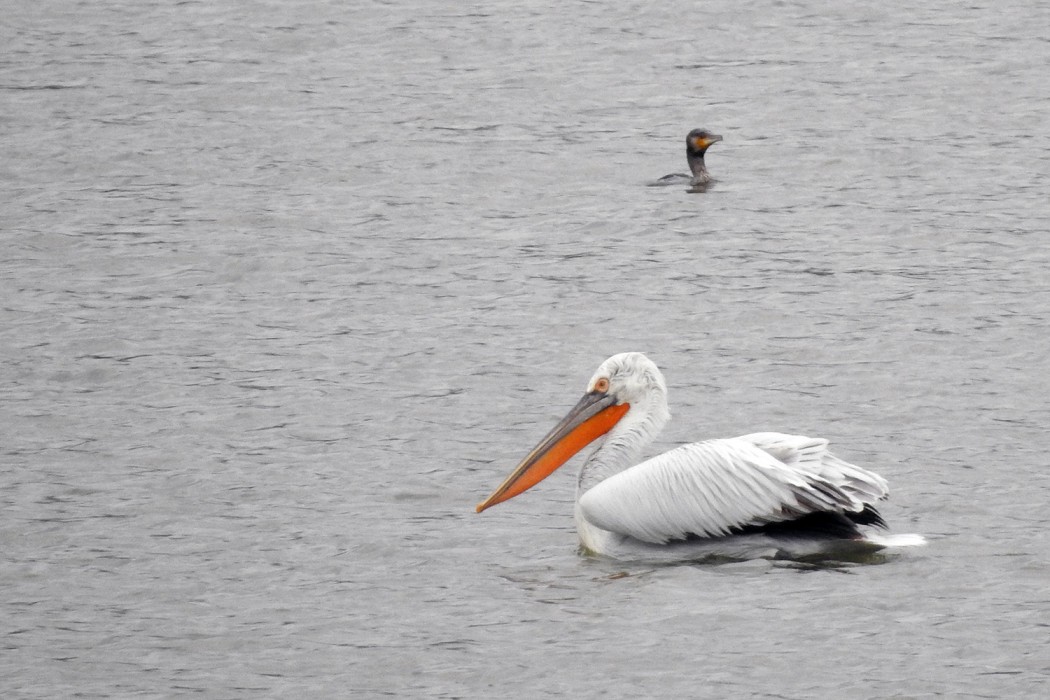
[3,0,1050,697]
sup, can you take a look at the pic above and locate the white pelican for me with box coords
[477,352,924,562]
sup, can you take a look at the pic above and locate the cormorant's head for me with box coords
[686,128,722,156]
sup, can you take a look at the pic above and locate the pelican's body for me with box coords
[651,128,722,189]
[477,353,924,563]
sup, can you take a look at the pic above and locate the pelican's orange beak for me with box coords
[475,391,629,513]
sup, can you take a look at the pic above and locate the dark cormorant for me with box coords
[652,128,723,188]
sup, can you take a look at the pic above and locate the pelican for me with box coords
[476,353,924,562]
[652,128,722,188]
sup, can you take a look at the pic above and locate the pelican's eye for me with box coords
[593,377,610,393]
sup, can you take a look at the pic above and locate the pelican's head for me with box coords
[588,352,667,407]
[686,128,722,156]
[475,352,667,513]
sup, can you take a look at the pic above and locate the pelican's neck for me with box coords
[575,393,670,497]
[687,151,710,185]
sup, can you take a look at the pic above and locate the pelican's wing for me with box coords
[578,433,889,545]
[740,432,889,505]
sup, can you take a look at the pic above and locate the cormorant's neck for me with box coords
[687,150,709,183]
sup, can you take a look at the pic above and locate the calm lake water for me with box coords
[3,0,1050,697]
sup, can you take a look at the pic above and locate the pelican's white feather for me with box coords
[579,433,883,544]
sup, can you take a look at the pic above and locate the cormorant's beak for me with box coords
[690,133,723,151]
[475,391,629,513]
